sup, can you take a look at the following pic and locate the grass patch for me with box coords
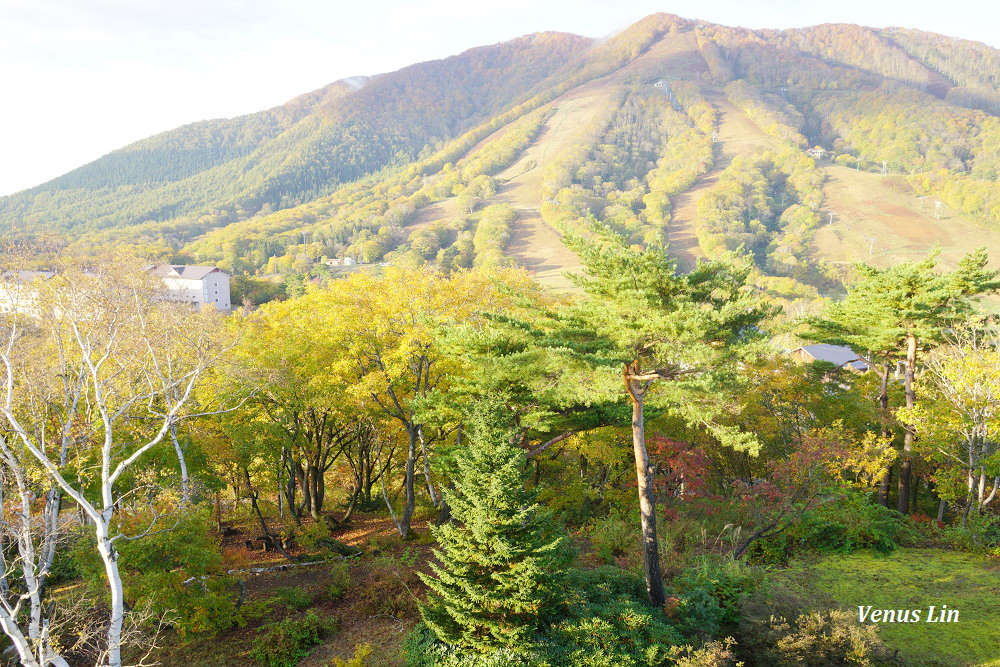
[770,548,1000,666]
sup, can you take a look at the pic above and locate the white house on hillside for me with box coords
[144,265,232,311]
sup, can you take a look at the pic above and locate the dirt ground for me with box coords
[150,511,435,667]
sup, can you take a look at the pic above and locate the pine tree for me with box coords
[418,400,571,654]
[805,248,1000,513]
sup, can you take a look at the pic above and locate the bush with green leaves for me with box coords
[326,643,375,667]
[792,491,910,554]
[250,611,336,667]
[671,556,765,637]
[328,561,351,600]
[71,506,238,635]
[665,639,740,667]
[588,507,638,564]
[542,567,684,666]
[274,586,313,610]
[941,510,1000,555]
[743,531,792,567]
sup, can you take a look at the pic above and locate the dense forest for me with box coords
[1,240,999,667]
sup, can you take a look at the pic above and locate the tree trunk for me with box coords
[170,425,190,506]
[937,498,947,523]
[294,461,309,519]
[341,485,361,523]
[243,469,295,563]
[282,448,296,519]
[215,490,223,531]
[363,458,375,504]
[95,519,124,667]
[435,483,455,526]
[877,361,892,507]
[898,334,917,514]
[400,426,418,539]
[419,427,438,507]
[625,367,665,608]
[307,464,323,521]
[878,467,892,507]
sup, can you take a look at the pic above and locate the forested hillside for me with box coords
[6,13,1000,304]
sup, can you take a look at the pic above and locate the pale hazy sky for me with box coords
[2,0,998,196]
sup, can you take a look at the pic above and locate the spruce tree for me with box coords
[418,400,571,654]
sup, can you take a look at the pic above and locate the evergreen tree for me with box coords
[805,248,1000,513]
[418,399,572,654]
[563,222,778,607]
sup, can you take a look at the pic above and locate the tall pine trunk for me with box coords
[626,368,665,608]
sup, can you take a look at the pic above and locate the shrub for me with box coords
[544,596,683,666]
[793,491,910,554]
[738,609,896,666]
[328,561,351,600]
[665,638,740,667]
[673,556,765,632]
[588,508,637,564]
[744,531,792,567]
[250,611,335,667]
[941,510,1000,555]
[355,566,420,618]
[327,642,374,667]
[274,586,313,611]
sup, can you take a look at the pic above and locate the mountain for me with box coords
[5,13,1000,302]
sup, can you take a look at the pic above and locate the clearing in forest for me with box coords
[814,165,1000,274]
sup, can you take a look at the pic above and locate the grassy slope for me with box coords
[466,25,1000,289]
[771,548,1000,667]
[814,166,1000,272]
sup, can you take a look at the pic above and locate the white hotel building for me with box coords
[144,265,232,311]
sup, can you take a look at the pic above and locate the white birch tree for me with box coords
[0,260,232,667]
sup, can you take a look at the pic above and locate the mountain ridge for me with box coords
[5,13,1000,304]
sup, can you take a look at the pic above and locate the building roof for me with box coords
[793,344,870,372]
[144,265,222,280]
[0,270,56,284]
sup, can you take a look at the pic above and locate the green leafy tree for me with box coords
[805,249,1000,513]
[563,223,778,607]
[899,323,1000,524]
[419,399,572,654]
